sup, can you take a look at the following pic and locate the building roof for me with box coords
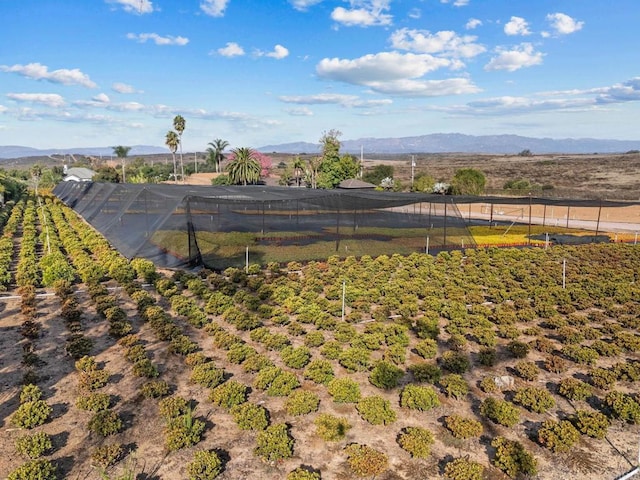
[338,178,376,189]
[64,167,96,181]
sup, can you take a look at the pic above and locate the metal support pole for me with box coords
[341,280,346,322]
[528,193,532,246]
[562,258,566,289]
[595,200,602,237]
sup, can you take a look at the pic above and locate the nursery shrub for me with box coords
[572,409,610,438]
[491,436,537,478]
[537,419,580,453]
[287,467,320,480]
[444,457,484,480]
[91,443,124,468]
[12,400,52,429]
[444,415,483,439]
[314,413,351,441]
[327,378,361,403]
[415,339,438,359]
[408,363,441,384]
[400,384,440,411]
[88,410,123,436]
[440,351,470,374]
[481,398,520,427]
[76,392,111,412]
[303,359,334,385]
[230,402,269,431]
[209,380,248,409]
[356,396,396,425]
[190,363,225,388]
[369,361,403,389]
[513,386,556,413]
[141,380,171,399]
[7,459,57,480]
[439,374,469,400]
[187,450,223,480]
[558,378,592,401]
[285,390,320,416]
[15,432,52,459]
[254,423,293,462]
[397,427,434,459]
[344,444,388,478]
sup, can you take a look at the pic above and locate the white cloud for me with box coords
[215,42,245,57]
[441,0,469,6]
[408,8,421,19]
[595,77,640,104]
[0,105,7,113]
[546,13,584,35]
[316,52,479,96]
[266,45,290,59]
[7,93,66,108]
[465,18,482,30]
[126,33,189,46]
[285,107,314,116]
[484,43,543,72]
[504,16,531,36]
[0,62,97,88]
[112,82,141,94]
[331,0,392,27]
[200,0,229,17]
[390,28,485,58]
[107,0,154,14]
[289,0,323,11]
[279,93,392,108]
[92,93,110,103]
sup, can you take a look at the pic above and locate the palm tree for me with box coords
[112,145,131,183]
[292,155,305,187]
[173,115,186,182]
[206,138,229,173]
[227,147,261,186]
[165,130,179,183]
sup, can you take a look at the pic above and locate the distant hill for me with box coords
[258,133,640,155]
[0,145,167,160]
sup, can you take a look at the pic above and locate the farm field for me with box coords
[1,195,640,479]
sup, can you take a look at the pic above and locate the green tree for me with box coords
[165,131,180,183]
[363,164,393,186]
[292,155,305,187]
[173,115,186,182]
[451,168,486,195]
[206,138,229,173]
[112,146,131,183]
[227,148,261,185]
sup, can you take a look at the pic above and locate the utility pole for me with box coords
[411,155,415,189]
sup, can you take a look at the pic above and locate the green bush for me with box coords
[88,410,123,436]
[209,380,248,410]
[344,444,388,478]
[440,351,470,374]
[444,457,484,480]
[254,423,294,462]
[603,391,640,423]
[76,392,111,412]
[327,377,361,403]
[415,339,438,359]
[141,380,171,399]
[190,363,225,388]
[169,334,199,356]
[478,347,497,366]
[304,331,325,348]
[226,344,256,364]
[281,345,311,369]
[491,436,538,478]
[557,378,591,402]
[287,467,321,480]
[537,419,580,453]
[7,459,57,480]
[320,341,343,360]
[356,396,396,425]
[439,374,469,400]
[285,390,320,416]
[544,355,567,373]
[78,369,110,391]
[187,450,223,480]
[408,362,441,384]
[507,340,529,358]
[15,432,52,459]
[159,396,191,420]
[164,412,206,451]
[480,397,520,427]
[91,443,124,468]
[514,361,540,381]
[397,427,434,458]
[65,335,94,359]
[303,359,335,385]
[513,386,556,413]
[400,384,440,411]
[369,361,403,389]
[444,415,483,439]
[12,400,52,429]
[589,367,617,390]
[479,376,499,393]
[132,358,159,378]
[230,402,269,431]
[314,413,351,441]
[562,345,599,365]
[571,409,610,438]
[338,347,370,372]
[19,384,42,403]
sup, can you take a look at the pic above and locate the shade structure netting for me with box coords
[53,182,477,269]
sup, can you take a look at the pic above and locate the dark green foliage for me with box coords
[254,423,294,462]
[537,419,580,453]
[444,415,483,439]
[439,374,469,400]
[440,351,470,374]
[327,377,361,403]
[400,384,440,411]
[481,397,520,427]
[209,380,248,409]
[513,386,556,413]
[398,427,434,458]
[230,402,269,431]
[491,436,538,478]
[408,362,441,384]
[187,450,223,480]
[65,335,94,359]
[562,345,599,365]
[88,410,123,436]
[314,413,351,441]
[478,347,496,366]
[507,340,529,358]
[369,361,403,389]
[356,396,397,425]
[285,390,320,416]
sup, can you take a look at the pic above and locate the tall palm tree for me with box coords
[292,155,305,187]
[206,138,229,173]
[173,115,186,182]
[165,130,179,183]
[112,145,131,183]
[227,147,261,186]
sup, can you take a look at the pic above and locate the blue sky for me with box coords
[1,0,639,151]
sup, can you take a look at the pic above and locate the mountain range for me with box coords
[1,134,640,159]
